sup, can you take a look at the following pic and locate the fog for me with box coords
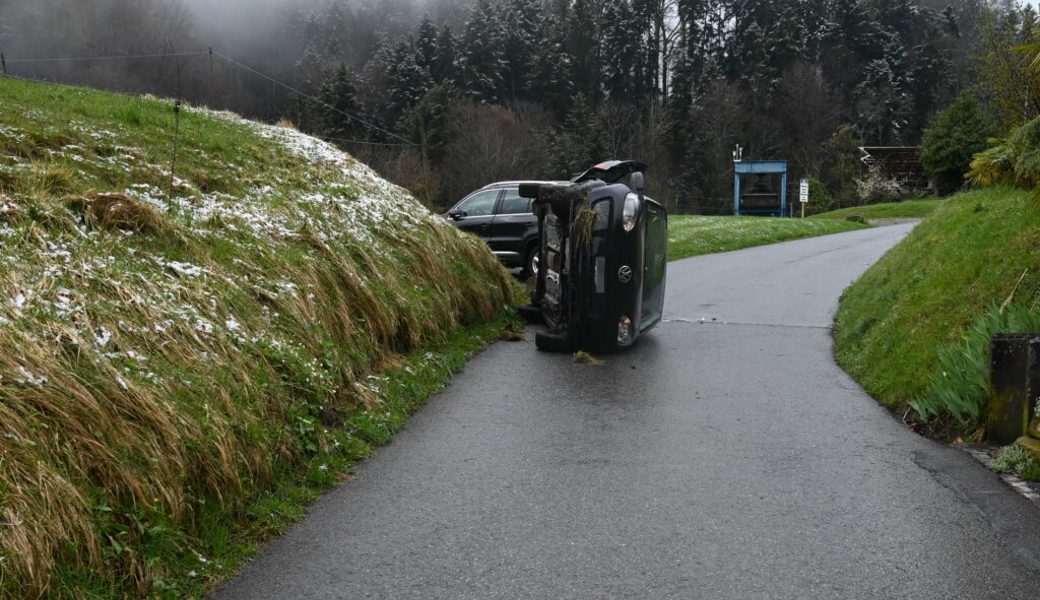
[0,0,472,117]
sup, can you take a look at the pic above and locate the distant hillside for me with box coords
[0,78,515,598]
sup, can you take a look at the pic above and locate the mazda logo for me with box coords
[618,265,633,283]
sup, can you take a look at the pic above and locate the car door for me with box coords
[450,188,501,239]
[488,187,536,256]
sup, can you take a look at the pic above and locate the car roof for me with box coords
[478,180,566,189]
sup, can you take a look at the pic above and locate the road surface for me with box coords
[215,224,1040,599]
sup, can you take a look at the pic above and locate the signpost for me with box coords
[799,178,809,218]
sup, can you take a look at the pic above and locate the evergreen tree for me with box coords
[415,15,439,76]
[319,64,366,141]
[412,83,459,165]
[854,59,908,144]
[602,0,639,101]
[433,24,458,85]
[550,93,606,176]
[529,5,575,119]
[458,0,508,103]
[501,0,542,103]
[568,0,603,104]
[386,40,433,131]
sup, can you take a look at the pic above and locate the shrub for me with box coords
[992,444,1040,481]
[910,303,1040,424]
[855,167,905,204]
[968,115,1040,200]
[802,177,836,214]
[921,94,998,196]
[992,443,1030,474]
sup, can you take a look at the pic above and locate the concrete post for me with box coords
[987,333,1040,445]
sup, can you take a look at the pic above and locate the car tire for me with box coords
[523,242,540,279]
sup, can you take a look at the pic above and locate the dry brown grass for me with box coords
[0,80,518,597]
[66,192,165,233]
[0,213,515,598]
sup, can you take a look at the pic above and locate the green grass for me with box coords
[834,188,1040,432]
[667,215,868,261]
[0,77,520,598]
[811,198,943,221]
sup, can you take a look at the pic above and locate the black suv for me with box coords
[519,160,667,353]
[444,181,559,276]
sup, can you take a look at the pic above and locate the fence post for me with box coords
[987,333,1040,444]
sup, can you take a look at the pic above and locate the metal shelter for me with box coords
[733,160,788,217]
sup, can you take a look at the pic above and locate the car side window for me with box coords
[498,189,532,215]
[457,190,499,217]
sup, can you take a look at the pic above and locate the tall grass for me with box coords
[910,303,1040,424]
[0,79,517,597]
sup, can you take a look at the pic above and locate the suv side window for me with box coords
[498,188,532,215]
[457,190,499,217]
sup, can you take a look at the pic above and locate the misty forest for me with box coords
[0,0,1035,212]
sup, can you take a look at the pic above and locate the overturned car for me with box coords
[519,160,667,353]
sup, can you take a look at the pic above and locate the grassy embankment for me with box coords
[0,78,519,598]
[834,188,1040,435]
[810,198,943,221]
[667,214,868,261]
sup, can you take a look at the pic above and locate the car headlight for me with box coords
[617,315,634,346]
[623,193,639,232]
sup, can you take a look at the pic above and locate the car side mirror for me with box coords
[448,209,465,220]
[630,172,645,193]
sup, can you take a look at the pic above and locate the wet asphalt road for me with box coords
[215,224,1040,599]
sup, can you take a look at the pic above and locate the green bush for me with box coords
[992,444,1040,481]
[803,177,836,215]
[968,115,1040,200]
[921,94,997,196]
[910,303,1040,424]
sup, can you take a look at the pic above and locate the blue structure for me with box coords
[733,160,788,217]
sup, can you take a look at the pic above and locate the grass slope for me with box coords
[0,78,517,598]
[834,188,1040,417]
[668,214,867,261]
[811,198,943,221]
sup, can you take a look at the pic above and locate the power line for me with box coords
[4,51,209,63]
[1,49,420,148]
[211,50,419,148]
[318,135,418,148]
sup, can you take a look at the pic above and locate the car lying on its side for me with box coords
[443,181,561,277]
[519,160,668,354]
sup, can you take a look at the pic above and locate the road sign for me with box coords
[799,179,809,203]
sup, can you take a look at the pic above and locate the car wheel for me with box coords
[524,243,540,278]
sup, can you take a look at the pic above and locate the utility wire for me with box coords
[318,134,418,148]
[211,50,419,148]
[4,51,209,63]
[2,49,420,148]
